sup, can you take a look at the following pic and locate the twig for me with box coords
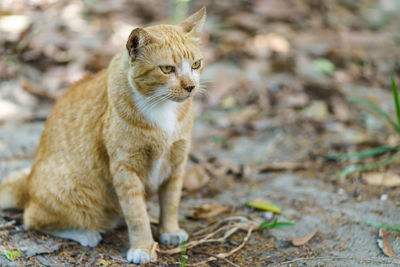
[214,225,254,259]
[20,77,58,101]
[158,217,257,266]
[258,161,312,172]
[186,225,254,266]
[191,220,223,237]
[0,220,16,230]
[191,249,240,267]
[271,256,399,266]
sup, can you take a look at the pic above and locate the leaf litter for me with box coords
[362,172,400,187]
[189,204,230,219]
[291,226,319,247]
[377,228,394,258]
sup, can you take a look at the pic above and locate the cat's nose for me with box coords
[184,85,195,92]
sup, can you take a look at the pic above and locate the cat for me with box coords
[0,7,206,264]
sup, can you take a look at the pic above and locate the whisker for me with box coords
[141,94,169,114]
[135,91,167,113]
[197,88,208,93]
[196,87,209,98]
[199,81,212,85]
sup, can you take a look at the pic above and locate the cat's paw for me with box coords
[126,248,152,264]
[48,229,102,247]
[159,230,188,246]
[79,231,102,247]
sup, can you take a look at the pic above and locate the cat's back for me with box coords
[52,69,108,120]
[35,69,109,162]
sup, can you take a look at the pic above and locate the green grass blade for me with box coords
[364,220,400,233]
[349,97,400,133]
[326,145,398,161]
[339,151,400,179]
[3,250,21,261]
[180,242,187,267]
[391,76,400,128]
[259,217,295,230]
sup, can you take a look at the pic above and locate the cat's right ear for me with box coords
[179,7,206,36]
[126,28,152,60]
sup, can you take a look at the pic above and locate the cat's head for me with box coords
[126,7,206,103]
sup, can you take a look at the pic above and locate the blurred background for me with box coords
[1,0,400,265]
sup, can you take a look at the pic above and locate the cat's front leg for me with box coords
[159,173,188,245]
[111,164,157,264]
[158,141,189,246]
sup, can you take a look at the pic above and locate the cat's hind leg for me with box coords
[23,200,103,247]
[46,229,102,247]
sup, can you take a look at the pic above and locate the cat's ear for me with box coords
[126,28,153,60]
[178,7,206,36]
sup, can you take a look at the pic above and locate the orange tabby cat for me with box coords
[0,7,206,264]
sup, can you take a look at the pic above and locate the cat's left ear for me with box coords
[178,7,206,36]
[126,28,154,60]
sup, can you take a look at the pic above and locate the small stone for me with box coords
[380,194,388,201]
[263,211,274,220]
[337,188,345,195]
[302,101,329,122]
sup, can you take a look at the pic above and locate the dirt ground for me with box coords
[1,0,400,266]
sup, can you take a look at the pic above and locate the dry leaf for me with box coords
[0,220,16,230]
[190,204,229,219]
[362,172,400,187]
[258,162,312,173]
[246,199,281,214]
[183,164,210,192]
[291,226,319,246]
[228,105,260,125]
[302,101,329,122]
[220,95,236,109]
[378,228,394,257]
[212,158,240,177]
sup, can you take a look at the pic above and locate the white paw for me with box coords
[159,230,188,246]
[126,248,151,264]
[48,229,102,247]
[78,231,102,247]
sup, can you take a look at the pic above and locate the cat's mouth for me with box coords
[169,93,192,102]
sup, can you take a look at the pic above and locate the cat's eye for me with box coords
[160,66,175,74]
[191,60,201,70]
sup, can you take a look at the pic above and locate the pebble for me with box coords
[337,188,345,195]
[263,211,274,220]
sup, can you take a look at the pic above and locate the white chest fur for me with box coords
[130,84,178,137]
[141,100,178,137]
[146,156,171,192]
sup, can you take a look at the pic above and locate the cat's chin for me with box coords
[170,95,191,103]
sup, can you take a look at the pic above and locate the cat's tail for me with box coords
[0,168,29,210]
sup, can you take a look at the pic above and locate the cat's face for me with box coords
[126,8,206,103]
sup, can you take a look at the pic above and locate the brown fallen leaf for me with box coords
[378,228,394,257]
[183,164,210,192]
[0,220,16,230]
[212,158,240,177]
[228,105,260,125]
[362,172,400,187]
[258,161,312,173]
[189,204,229,219]
[291,226,319,246]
